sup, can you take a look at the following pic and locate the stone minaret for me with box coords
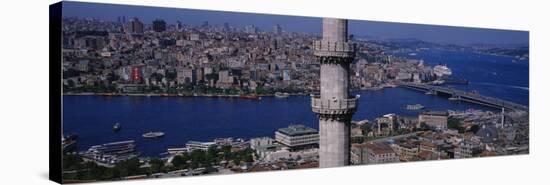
[311,18,358,168]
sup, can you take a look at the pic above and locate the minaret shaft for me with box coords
[312,18,357,168]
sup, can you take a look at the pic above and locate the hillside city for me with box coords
[61,17,529,182]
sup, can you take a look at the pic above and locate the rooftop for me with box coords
[353,142,395,155]
[367,143,396,155]
[277,124,318,136]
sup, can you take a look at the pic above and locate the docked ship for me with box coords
[274,92,290,98]
[142,131,165,139]
[80,140,139,164]
[239,94,261,100]
[433,65,452,77]
[62,134,78,153]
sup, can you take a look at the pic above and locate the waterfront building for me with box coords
[250,137,275,150]
[213,137,236,146]
[365,63,385,82]
[311,18,358,168]
[80,140,139,165]
[167,147,189,155]
[376,113,398,135]
[177,68,194,85]
[275,124,319,150]
[396,72,412,81]
[419,111,449,130]
[217,70,234,88]
[185,141,217,151]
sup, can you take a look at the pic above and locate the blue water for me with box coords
[63,49,528,156]
[395,49,529,105]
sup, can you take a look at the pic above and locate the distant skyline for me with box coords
[63,1,528,45]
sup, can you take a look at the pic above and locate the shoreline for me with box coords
[62,92,314,98]
[62,84,398,98]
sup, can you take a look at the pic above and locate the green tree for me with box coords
[114,158,141,177]
[447,118,466,133]
[233,157,242,166]
[447,118,461,130]
[469,125,481,134]
[189,149,207,168]
[149,158,165,174]
[62,154,82,171]
[171,155,189,168]
[360,124,372,136]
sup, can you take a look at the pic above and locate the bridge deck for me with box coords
[399,82,528,111]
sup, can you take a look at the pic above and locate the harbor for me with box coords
[63,86,506,157]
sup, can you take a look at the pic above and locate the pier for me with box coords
[399,82,528,111]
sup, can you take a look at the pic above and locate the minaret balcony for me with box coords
[311,94,359,115]
[313,40,355,58]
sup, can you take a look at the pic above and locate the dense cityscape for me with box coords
[61,16,529,183]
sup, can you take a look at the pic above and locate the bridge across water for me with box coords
[398,82,529,112]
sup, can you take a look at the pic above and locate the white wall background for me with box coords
[0,0,547,184]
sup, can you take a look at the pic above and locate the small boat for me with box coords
[405,104,425,110]
[239,94,260,100]
[142,131,165,139]
[274,92,290,98]
[113,122,121,132]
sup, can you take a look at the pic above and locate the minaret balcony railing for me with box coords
[311,94,359,115]
[313,40,355,58]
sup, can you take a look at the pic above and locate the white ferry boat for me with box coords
[142,131,165,139]
[274,92,290,98]
[405,104,425,110]
[434,65,452,77]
